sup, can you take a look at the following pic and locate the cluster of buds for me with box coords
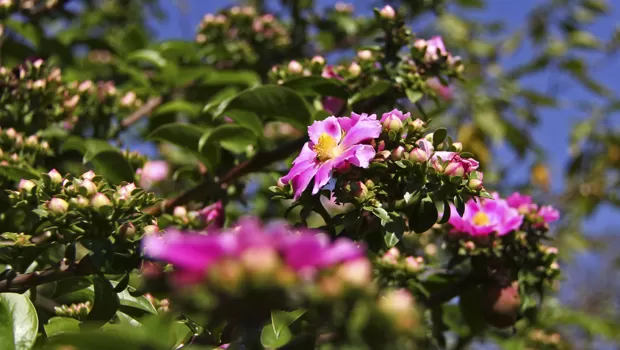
[527,329,564,349]
[4,170,159,245]
[196,7,290,68]
[0,127,52,168]
[411,36,463,72]
[378,247,426,274]
[0,59,142,138]
[0,0,61,17]
[144,293,170,314]
[54,301,92,320]
[158,201,225,231]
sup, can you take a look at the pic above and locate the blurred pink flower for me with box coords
[199,201,225,228]
[427,78,453,100]
[448,193,523,237]
[139,160,169,188]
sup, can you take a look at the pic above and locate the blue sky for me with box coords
[151,0,620,233]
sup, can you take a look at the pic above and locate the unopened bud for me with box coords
[337,258,372,287]
[287,60,303,74]
[357,50,373,60]
[47,169,62,184]
[18,179,36,192]
[414,39,427,50]
[119,223,136,238]
[70,196,89,208]
[143,225,159,235]
[444,162,465,177]
[468,178,483,191]
[391,146,406,160]
[311,55,325,65]
[382,115,403,132]
[5,127,16,139]
[173,206,187,218]
[82,170,95,180]
[78,80,93,92]
[405,256,423,272]
[379,5,396,19]
[410,148,429,163]
[91,193,111,209]
[80,179,97,196]
[464,241,475,252]
[25,135,38,146]
[348,62,361,76]
[32,59,44,69]
[48,198,69,214]
[451,142,463,152]
[32,79,46,89]
[351,181,368,200]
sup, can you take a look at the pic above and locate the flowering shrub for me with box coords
[0,1,614,350]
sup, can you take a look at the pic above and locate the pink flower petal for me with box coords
[308,117,342,145]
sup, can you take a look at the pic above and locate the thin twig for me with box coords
[121,96,163,128]
[0,258,94,293]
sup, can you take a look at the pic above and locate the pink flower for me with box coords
[280,113,381,199]
[432,152,479,176]
[380,109,411,123]
[142,217,365,285]
[139,160,169,188]
[199,201,224,228]
[538,205,560,223]
[427,78,453,100]
[410,139,434,163]
[425,36,447,62]
[449,193,523,237]
[506,193,537,213]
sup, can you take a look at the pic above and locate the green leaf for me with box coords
[349,80,391,105]
[313,110,331,121]
[383,215,406,248]
[126,49,168,69]
[433,128,448,146]
[372,207,391,225]
[0,293,38,350]
[405,89,424,103]
[282,76,349,99]
[85,276,120,328]
[117,289,157,315]
[157,40,198,60]
[436,199,451,224]
[409,196,439,233]
[149,123,218,169]
[568,30,600,49]
[154,100,201,118]
[218,85,312,129]
[220,110,263,136]
[0,166,40,181]
[44,317,81,338]
[260,309,306,348]
[270,309,306,338]
[47,332,151,350]
[202,69,261,87]
[63,138,134,184]
[199,124,257,154]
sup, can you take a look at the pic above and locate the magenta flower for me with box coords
[139,160,169,188]
[142,217,365,285]
[199,201,225,228]
[380,109,411,123]
[280,113,381,199]
[425,36,447,61]
[449,193,523,237]
[432,152,479,176]
[538,205,560,223]
[506,192,560,223]
[427,78,453,100]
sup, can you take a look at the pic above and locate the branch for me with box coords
[0,258,94,294]
[120,96,163,128]
[145,136,308,216]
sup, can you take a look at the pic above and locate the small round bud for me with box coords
[80,179,97,196]
[91,193,112,209]
[25,135,38,146]
[348,62,361,76]
[311,55,325,65]
[351,181,368,200]
[48,198,69,214]
[357,50,373,60]
[410,148,429,163]
[451,142,463,152]
[47,169,62,184]
[119,223,136,239]
[40,141,49,150]
[32,59,44,69]
[444,162,465,177]
[5,128,17,139]
[405,256,423,272]
[82,170,96,180]
[18,179,36,192]
[143,225,159,235]
[337,258,372,287]
[173,206,187,218]
[414,39,427,50]
[78,80,93,92]
[32,79,46,89]
[379,5,396,19]
[468,178,483,191]
[464,241,476,251]
[287,60,303,74]
[276,178,286,189]
[382,114,403,132]
[70,196,89,208]
[391,146,405,160]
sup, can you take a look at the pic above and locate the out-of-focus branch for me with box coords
[0,258,94,294]
[121,96,163,128]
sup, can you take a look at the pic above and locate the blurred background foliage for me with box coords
[1,0,619,348]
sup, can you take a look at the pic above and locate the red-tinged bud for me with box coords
[444,161,465,176]
[382,114,403,132]
[25,135,38,146]
[47,169,62,184]
[287,60,303,74]
[410,148,429,163]
[414,39,427,50]
[79,179,97,196]
[482,281,521,328]
[405,256,423,272]
[48,198,69,214]
[379,289,418,330]
[337,258,372,287]
[32,79,46,89]
[78,80,93,92]
[5,128,16,139]
[311,55,325,65]
[379,5,396,19]
[468,178,483,191]
[173,206,187,218]
[18,179,36,192]
[70,196,89,208]
[119,223,136,239]
[64,95,80,110]
[143,225,159,235]
[82,170,95,180]
[351,181,368,200]
[391,146,405,160]
[464,241,476,252]
[91,193,111,209]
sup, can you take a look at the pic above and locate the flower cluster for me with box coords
[0,0,61,17]
[156,201,225,231]
[0,127,52,171]
[196,6,290,69]
[54,301,92,320]
[143,217,366,287]
[3,170,159,248]
[0,59,142,138]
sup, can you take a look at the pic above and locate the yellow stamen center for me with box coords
[314,133,341,162]
[472,212,490,226]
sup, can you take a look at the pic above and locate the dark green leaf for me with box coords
[202,69,261,87]
[282,76,349,99]
[126,49,168,69]
[405,89,423,103]
[218,85,312,129]
[85,276,120,328]
[409,196,439,233]
[47,332,152,350]
[433,128,448,146]
[117,289,157,314]
[199,124,257,154]
[149,123,218,169]
[154,100,201,118]
[44,317,81,338]
[0,166,40,181]
[436,199,451,224]
[0,293,38,350]
[350,80,391,105]
[383,215,406,248]
[372,207,391,225]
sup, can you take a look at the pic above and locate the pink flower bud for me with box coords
[414,39,427,50]
[119,223,136,238]
[33,59,44,69]
[91,193,111,209]
[32,79,46,89]
[357,50,373,60]
[287,60,303,74]
[18,179,36,192]
[351,181,368,200]
[70,196,89,208]
[337,258,372,287]
[405,256,422,272]
[47,169,62,184]
[391,146,405,160]
[379,289,415,315]
[199,201,224,228]
[382,114,403,132]
[143,225,159,235]
[48,198,69,214]
[5,128,16,139]
[311,56,325,65]
[379,5,396,19]
[117,183,136,200]
[464,241,476,251]
[173,206,187,218]
[78,80,93,92]
[120,91,137,107]
[82,170,96,180]
[80,179,97,196]
[452,142,463,152]
[348,62,361,76]
[444,161,465,176]
[25,135,38,146]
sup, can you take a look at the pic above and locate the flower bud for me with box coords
[409,148,427,163]
[482,281,521,328]
[78,80,93,92]
[351,181,368,200]
[287,60,303,74]
[0,0,12,9]
[545,246,558,256]
[25,135,38,146]
[451,142,463,152]
[32,79,46,89]
[391,146,406,161]
[379,5,396,19]
[464,241,476,251]
[119,223,136,239]
[117,183,136,200]
[337,258,372,287]
[199,201,224,228]
[120,91,137,107]
[357,50,373,60]
[18,179,36,192]
[5,127,17,139]
[70,196,89,208]
[379,288,415,316]
[311,55,325,65]
[348,62,361,76]
[47,169,62,184]
[91,193,111,209]
[240,247,280,277]
[48,198,69,214]
[143,225,159,235]
[82,170,96,180]
[173,206,187,218]
[468,178,483,191]
[32,59,44,69]
[80,179,97,196]
[444,161,465,176]
[414,39,427,51]
[382,114,403,132]
[40,141,49,150]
